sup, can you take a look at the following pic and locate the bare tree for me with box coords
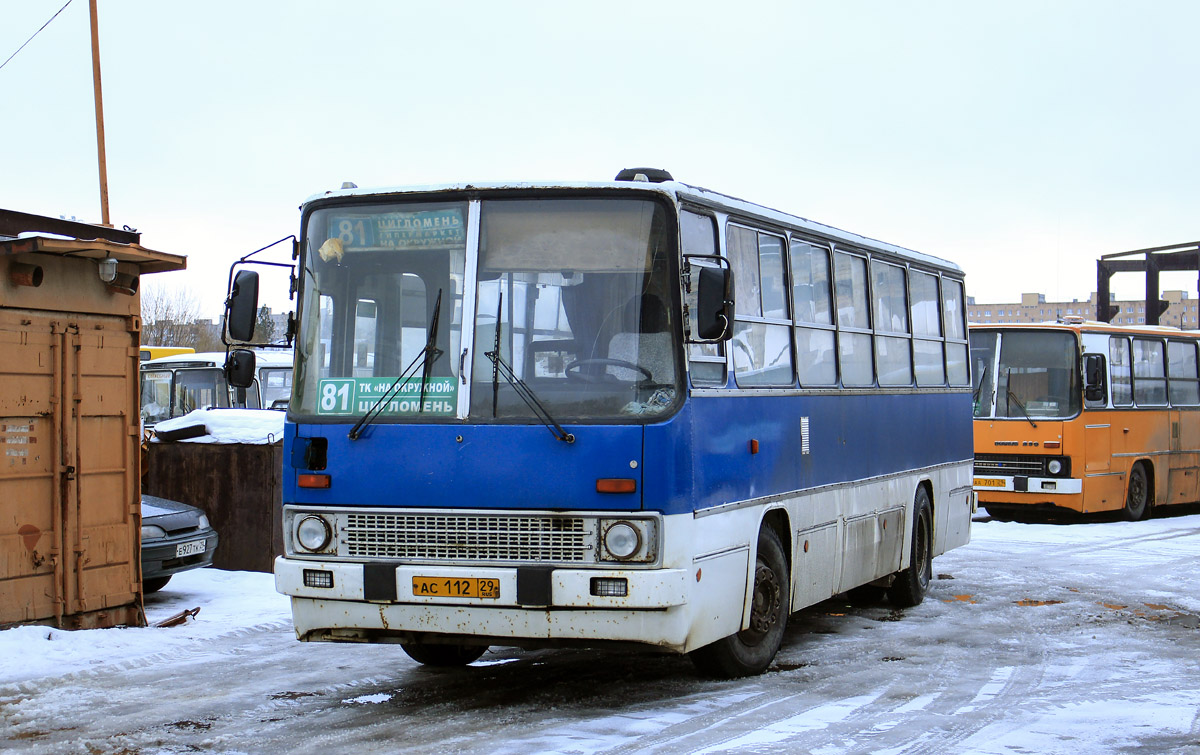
[255,306,277,344]
[141,282,222,351]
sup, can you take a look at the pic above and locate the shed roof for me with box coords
[0,234,186,274]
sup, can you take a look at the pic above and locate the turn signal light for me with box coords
[596,478,636,494]
[298,474,331,489]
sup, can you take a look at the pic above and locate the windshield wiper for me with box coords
[418,289,444,410]
[491,292,503,418]
[484,349,575,444]
[348,289,444,440]
[972,363,988,405]
[1003,370,1038,428]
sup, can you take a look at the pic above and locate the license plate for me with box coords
[412,576,500,599]
[176,540,206,558]
[974,478,1006,488]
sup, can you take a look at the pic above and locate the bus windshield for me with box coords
[294,196,679,422]
[971,329,1080,419]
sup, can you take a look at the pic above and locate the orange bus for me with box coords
[971,319,1200,521]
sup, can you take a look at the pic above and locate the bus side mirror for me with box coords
[225,348,257,390]
[1084,354,1106,402]
[227,270,260,342]
[696,266,734,341]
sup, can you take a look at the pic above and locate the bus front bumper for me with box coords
[274,556,695,649]
[973,476,1082,495]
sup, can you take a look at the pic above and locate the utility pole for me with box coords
[89,0,111,227]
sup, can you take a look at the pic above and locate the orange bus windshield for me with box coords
[972,329,1080,420]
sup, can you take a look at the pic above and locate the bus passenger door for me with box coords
[1083,418,1126,510]
[1084,422,1110,475]
[1166,409,1198,505]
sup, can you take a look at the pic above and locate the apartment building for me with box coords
[967,290,1198,329]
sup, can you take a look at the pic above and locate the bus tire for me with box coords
[401,642,488,667]
[1124,463,1150,521]
[689,526,789,678]
[889,486,933,608]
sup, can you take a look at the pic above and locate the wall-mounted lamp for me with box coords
[98,257,118,283]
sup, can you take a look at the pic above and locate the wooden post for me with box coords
[89,0,111,227]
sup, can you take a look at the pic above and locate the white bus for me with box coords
[140,350,293,426]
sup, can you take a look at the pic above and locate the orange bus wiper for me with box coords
[1005,387,1038,428]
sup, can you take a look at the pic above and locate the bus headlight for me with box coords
[1047,460,1062,475]
[296,515,333,552]
[604,522,640,559]
[598,518,656,563]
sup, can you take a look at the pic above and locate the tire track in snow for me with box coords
[0,618,295,696]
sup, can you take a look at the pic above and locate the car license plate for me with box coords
[412,576,500,599]
[974,478,1006,488]
[176,540,206,558]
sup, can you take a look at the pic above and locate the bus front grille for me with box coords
[342,513,594,562]
[973,454,1049,476]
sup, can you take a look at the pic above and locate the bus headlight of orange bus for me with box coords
[297,515,333,552]
[1047,459,1062,475]
[599,518,656,563]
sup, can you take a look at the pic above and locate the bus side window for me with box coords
[871,259,911,386]
[1133,338,1167,406]
[790,240,836,386]
[942,279,969,386]
[681,210,726,387]
[729,226,793,387]
[1084,354,1107,406]
[834,251,873,387]
[909,270,945,386]
[1168,340,1200,405]
[1110,337,1133,406]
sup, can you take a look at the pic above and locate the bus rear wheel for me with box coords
[888,486,933,608]
[401,642,488,667]
[1124,463,1151,521]
[689,526,789,678]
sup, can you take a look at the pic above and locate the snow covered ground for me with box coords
[2,512,1199,754]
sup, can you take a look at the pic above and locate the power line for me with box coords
[0,0,75,74]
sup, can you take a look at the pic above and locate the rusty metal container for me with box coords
[143,441,284,573]
[0,219,185,629]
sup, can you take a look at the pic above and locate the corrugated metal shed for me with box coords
[0,215,185,629]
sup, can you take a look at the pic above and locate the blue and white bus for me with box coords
[228,169,975,677]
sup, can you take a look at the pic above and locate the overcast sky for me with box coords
[3,1,1198,318]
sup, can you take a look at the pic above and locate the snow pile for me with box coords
[16,231,75,241]
[151,408,285,444]
[0,570,288,686]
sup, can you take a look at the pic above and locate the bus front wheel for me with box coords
[689,526,789,678]
[401,642,488,667]
[1124,463,1151,521]
[889,486,933,608]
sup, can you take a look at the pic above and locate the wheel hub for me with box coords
[749,563,781,634]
